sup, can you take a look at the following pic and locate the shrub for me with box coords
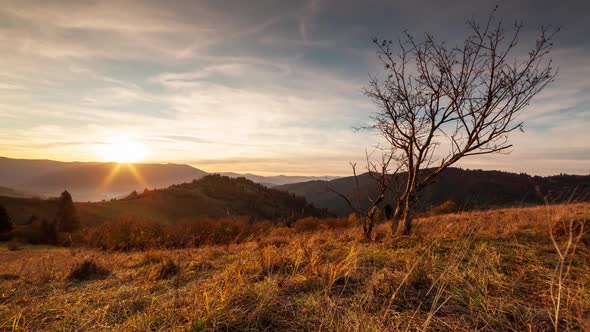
[155,258,179,279]
[84,216,273,250]
[87,216,164,250]
[324,217,354,229]
[141,252,164,265]
[293,217,322,232]
[293,217,353,233]
[165,217,267,247]
[67,259,110,281]
[429,200,458,216]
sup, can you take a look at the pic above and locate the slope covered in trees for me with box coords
[278,168,590,216]
[0,175,329,226]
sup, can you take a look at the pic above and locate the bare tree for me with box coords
[365,8,557,235]
[329,151,399,239]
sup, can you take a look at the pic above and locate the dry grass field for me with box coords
[1,204,589,331]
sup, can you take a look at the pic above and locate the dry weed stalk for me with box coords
[548,213,586,331]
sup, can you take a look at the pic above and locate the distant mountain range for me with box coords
[0,157,338,201]
[220,172,339,187]
[3,157,589,219]
[277,168,590,216]
[0,174,329,225]
[0,157,207,201]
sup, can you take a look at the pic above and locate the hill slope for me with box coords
[0,175,329,225]
[1,203,589,330]
[0,157,338,200]
[0,157,207,201]
[278,168,590,216]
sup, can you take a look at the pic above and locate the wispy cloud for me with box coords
[0,0,588,175]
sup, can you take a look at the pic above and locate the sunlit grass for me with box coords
[0,203,589,331]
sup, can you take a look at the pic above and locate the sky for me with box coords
[0,0,589,176]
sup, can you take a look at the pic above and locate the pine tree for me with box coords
[56,190,79,232]
[0,204,12,233]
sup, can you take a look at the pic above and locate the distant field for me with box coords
[1,204,589,331]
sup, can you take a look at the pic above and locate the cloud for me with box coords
[0,0,588,175]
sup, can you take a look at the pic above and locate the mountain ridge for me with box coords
[0,157,339,201]
[277,168,590,216]
[0,174,330,226]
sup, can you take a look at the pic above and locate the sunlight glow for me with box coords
[98,162,147,194]
[98,136,148,163]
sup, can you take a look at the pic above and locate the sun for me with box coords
[98,136,148,163]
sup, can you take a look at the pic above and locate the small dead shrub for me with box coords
[156,258,180,279]
[142,252,164,265]
[293,217,352,233]
[187,260,215,272]
[67,259,110,281]
[293,217,321,232]
[87,216,164,251]
[429,200,458,216]
[86,216,273,250]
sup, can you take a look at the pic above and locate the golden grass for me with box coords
[1,203,589,331]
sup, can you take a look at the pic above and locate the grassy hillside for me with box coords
[1,203,588,330]
[0,175,329,226]
[278,168,590,216]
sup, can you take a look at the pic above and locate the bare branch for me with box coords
[364,7,557,235]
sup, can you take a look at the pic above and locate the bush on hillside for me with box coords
[85,216,274,250]
[87,217,164,250]
[66,259,110,281]
[429,200,458,216]
[293,217,353,233]
[163,218,267,247]
[155,258,180,280]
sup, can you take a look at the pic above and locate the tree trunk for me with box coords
[364,210,376,240]
[390,199,402,233]
[363,220,373,240]
[396,194,413,235]
[399,206,413,235]
[393,168,415,235]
